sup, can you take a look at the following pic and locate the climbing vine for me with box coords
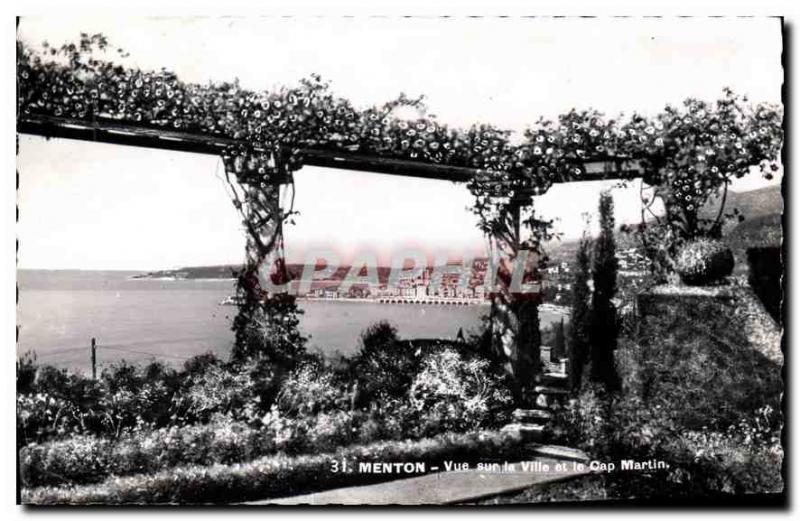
[17,33,783,368]
[621,92,783,277]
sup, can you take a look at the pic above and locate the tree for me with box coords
[567,227,592,390]
[589,192,621,391]
[552,318,566,362]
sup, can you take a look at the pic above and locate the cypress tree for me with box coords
[567,229,592,390]
[590,191,621,391]
[552,317,566,362]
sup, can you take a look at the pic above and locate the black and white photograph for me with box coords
[11,12,787,507]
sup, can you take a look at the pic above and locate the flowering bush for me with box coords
[408,348,513,437]
[276,362,351,416]
[675,238,735,285]
[172,360,271,425]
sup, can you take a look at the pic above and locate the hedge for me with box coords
[22,430,524,504]
[20,420,274,488]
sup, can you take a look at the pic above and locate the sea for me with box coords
[17,270,564,374]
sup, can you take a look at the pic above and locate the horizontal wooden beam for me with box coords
[17,114,643,184]
[18,114,244,155]
[298,147,479,182]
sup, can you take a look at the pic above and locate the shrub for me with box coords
[17,393,84,445]
[230,292,307,367]
[22,430,525,504]
[551,385,782,498]
[16,352,38,395]
[675,238,735,286]
[408,348,513,437]
[258,404,361,455]
[20,434,111,488]
[348,321,416,404]
[359,320,399,352]
[549,302,784,499]
[16,355,278,443]
[182,352,223,376]
[276,362,351,417]
[173,362,260,425]
[98,376,176,437]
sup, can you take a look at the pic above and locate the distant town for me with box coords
[133,244,651,314]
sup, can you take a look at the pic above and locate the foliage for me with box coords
[589,192,621,391]
[97,361,180,436]
[551,317,566,361]
[617,301,782,430]
[407,349,514,437]
[20,416,274,488]
[18,322,518,495]
[359,320,400,352]
[276,361,352,417]
[347,321,417,404]
[17,355,270,444]
[22,430,525,505]
[551,386,782,499]
[631,90,783,277]
[171,360,271,425]
[567,229,593,390]
[550,302,783,499]
[675,238,734,285]
[16,352,38,394]
[637,89,783,239]
[259,405,360,455]
[16,35,782,374]
[17,393,84,444]
[229,291,307,367]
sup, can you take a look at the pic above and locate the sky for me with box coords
[16,17,783,270]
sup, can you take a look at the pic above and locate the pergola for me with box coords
[16,25,784,395]
[18,111,645,391]
[19,113,644,183]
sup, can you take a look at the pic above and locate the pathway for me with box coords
[245,444,590,506]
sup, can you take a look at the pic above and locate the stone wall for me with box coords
[630,284,783,429]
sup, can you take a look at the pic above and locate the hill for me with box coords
[700,184,783,223]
